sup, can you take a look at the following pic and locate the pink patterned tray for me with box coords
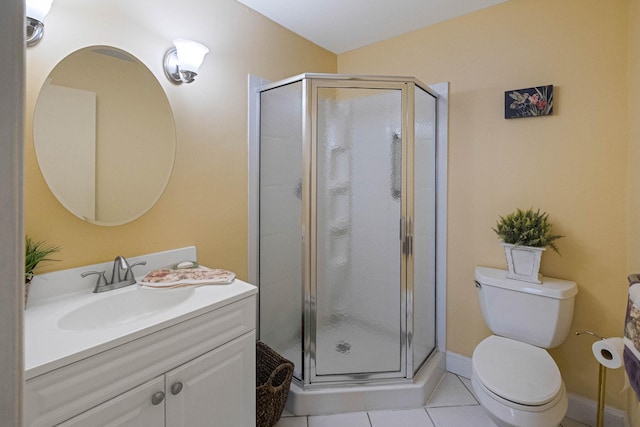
[139,265,236,289]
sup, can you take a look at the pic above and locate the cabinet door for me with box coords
[165,331,256,427]
[56,376,165,427]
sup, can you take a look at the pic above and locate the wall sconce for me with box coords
[163,39,209,84]
[26,0,54,47]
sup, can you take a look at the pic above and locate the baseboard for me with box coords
[564,393,627,427]
[446,351,627,427]
[445,350,473,379]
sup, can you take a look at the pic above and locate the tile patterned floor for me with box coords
[274,373,589,427]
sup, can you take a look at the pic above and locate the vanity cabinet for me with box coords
[26,294,256,427]
[56,332,255,427]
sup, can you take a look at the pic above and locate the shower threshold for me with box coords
[284,350,445,416]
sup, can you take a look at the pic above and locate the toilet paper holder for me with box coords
[576,330,604,340]
[575,330,607,427]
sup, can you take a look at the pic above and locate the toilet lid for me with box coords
[472,335,562,406]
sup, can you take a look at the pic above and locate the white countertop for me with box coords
[24,247,257,380]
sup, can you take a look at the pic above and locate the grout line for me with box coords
[425,403,481,408]
[425,370,447,405]
[454,374,479,405]
[423,407,437,427]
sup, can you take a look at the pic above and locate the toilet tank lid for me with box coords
[475,267,578,299]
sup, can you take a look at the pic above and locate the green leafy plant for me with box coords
[25,236,60,283]
[493,208,563,254]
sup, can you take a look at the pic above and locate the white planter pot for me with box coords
[501,243,545,283]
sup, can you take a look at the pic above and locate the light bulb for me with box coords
[26,0,54,23]
[173,39,209,74]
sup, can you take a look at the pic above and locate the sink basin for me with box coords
[58,287,195,331]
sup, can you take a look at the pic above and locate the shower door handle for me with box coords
[407,217,413,257]
[400,217,413,255]
[400,217,407,255]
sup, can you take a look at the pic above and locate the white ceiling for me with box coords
[236,0,511,54]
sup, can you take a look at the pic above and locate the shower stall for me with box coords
[252,74,446,412]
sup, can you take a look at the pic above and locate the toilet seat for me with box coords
[472,335,562,407]
[472,370,565,413]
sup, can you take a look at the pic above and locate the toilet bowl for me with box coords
[471,335,568,427]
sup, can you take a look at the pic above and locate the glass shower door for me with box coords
[312,83,406,380]
[259,81,304,380]
[411,85,437,374]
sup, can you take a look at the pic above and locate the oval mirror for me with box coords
[33,46,176,226]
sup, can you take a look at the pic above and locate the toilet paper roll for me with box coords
[592,337,625,369]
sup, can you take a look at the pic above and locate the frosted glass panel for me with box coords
[412,87,437,372]
[315,87,402,376]
[259,82,303,379]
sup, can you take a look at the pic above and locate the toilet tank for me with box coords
[474,267,578,348]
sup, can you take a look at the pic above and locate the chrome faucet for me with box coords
[111,255,129,285]
[81,256,147,293]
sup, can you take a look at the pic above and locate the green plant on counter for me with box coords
[25,236,60,283]
[493,208,563,254]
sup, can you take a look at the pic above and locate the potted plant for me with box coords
[25,236,60,306]
[493,208,563,283]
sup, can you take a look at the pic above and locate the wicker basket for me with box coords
[256,341,294,427]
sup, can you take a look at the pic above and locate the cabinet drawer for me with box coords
[26,295,255,427]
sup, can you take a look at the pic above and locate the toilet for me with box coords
[472,266,578,427]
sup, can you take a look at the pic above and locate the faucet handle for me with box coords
[81,270,108,290]
[124,261,147,281]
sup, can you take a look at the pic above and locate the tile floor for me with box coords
[274,372,589,427]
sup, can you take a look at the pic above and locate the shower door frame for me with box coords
[305,78,416,385]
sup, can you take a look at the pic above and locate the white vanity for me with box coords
[24,247,257,427]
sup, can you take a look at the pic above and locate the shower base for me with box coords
[284,350,445,416]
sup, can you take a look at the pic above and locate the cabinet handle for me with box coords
[171,382,184,395]
[151,391,165,405]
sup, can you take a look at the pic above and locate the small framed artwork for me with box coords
[505,85,553,119]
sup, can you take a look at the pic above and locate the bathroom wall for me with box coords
[24,0,336,279]
[627,0,640,423]
[339,0,630,410]
[0,0,24,424]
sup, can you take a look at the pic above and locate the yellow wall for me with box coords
[339,0,630,409]
[628,0,640,423]
[24,0,336,279]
